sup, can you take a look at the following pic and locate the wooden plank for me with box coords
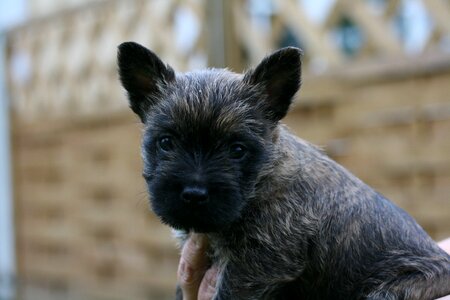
[274,0,342,65]
[342,0,403,55]
[422,0,450,38]
[231,2,271,64]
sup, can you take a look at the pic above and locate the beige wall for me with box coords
[13,114,178,300]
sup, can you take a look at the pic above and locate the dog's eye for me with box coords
[158,136,173,151]
[230,143,247,160]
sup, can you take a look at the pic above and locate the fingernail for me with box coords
[179,260,194,283]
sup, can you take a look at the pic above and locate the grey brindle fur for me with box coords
[117,42,450,300]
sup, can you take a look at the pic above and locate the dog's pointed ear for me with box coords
[243,47,302,122]
[118,42,175,123]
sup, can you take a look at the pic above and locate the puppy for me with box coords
[118,42,450,300]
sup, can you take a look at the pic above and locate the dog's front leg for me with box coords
[212,263,275,300]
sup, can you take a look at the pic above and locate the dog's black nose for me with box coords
[181,186,209,204]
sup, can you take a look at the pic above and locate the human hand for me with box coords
[177,234,218,300]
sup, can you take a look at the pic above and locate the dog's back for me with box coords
[221,126,450,299]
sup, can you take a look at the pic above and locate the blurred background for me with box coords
[1,0,450,299]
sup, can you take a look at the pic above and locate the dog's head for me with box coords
[118,42,302,232]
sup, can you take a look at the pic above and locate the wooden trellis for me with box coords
[6,0,450,119]
[233,0,450,68]
[6,0,208,120]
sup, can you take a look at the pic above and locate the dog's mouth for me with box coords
[156,206,227,233]
[150,190,245,233]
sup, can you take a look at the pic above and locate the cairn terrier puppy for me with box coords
[118,42,450,300]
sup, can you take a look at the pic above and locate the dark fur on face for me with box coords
[139,71,271,232]
[118,42,450,299]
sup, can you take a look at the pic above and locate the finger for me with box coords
[178,234,209,300]
[198,265,218,300]
[437,238,450,254]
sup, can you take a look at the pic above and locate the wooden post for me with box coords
[0,32,16,300]
[206,0,226,68]
[223,0,243,72]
